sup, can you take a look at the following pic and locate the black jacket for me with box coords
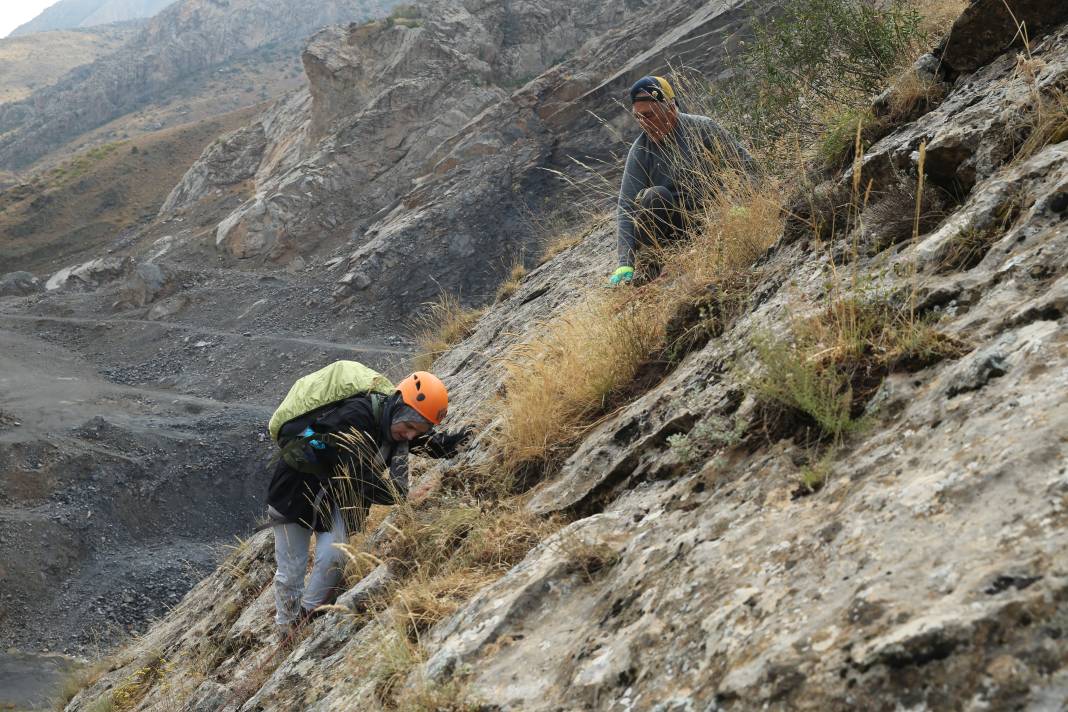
[266,393,461,531]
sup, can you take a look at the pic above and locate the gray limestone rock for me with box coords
[45,257,130,292]
[335,563,396,613]
[0,271,42,296]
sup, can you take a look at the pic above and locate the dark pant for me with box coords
[633,186,689,279]
[634,186,688,249]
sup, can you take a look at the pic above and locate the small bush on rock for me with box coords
[748,296,967,443]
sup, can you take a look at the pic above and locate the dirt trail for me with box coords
[0,327,269,442]
[0,313,412,355]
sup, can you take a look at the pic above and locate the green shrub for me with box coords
[711,0,927,153]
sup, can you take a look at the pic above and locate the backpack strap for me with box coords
[369,392,387,425]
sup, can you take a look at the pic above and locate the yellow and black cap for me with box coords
[629,76,676,105]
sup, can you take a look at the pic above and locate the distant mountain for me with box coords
[0,0,397,169]
[9,0,174,37]
[0,24,136,104]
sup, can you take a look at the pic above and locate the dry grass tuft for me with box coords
[53,660,113,711]
[1016,88,1068,162]
[538,212,610,264]
[914,0,966,38]
[341,504,392,586]
[937,198,1021,273]
[109,653,169,712]
[365,623,425,704]
[495,260,528,302]
[394,570,497,640]
[394,676,480,712]
[885,70,948,124]
[410,292,486,371]
[339,494,560,708]
[489,292,663,477]
[863,179,948,253]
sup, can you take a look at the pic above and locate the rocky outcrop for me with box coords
[0,0,397,169]
[44,256,130,291]
[191,0,647,266]
[159,123,271,216]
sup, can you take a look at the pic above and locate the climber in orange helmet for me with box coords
[265,369,471,634]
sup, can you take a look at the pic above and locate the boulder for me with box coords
[936,0,1068,73]
[44,257,130,292]
[0,271,42,296]
[119,261,174,307]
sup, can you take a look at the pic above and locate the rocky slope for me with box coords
[159,0,766,333]
[0,0,759,690]
[9,0,174,37]
[0,24,136,105]
[55,1,1068,711]
[0,0,397,169]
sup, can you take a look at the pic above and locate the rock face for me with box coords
[177,0,647,266]
[60,4,1068,712]
[936,0,1068,72]
[166,0,761,333]
[9,0,173,36]
[0,0,397,168]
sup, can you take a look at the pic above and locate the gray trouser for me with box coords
[272,506,347,626]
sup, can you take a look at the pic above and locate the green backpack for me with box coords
[268,360,395,442]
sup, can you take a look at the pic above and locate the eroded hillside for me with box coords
[56,0,1068,710]
[0,24,136,105]
[0,0,397,169]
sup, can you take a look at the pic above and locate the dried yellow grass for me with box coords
[494,260,528,302]
[411,292,486,371]
[489,292,663,474]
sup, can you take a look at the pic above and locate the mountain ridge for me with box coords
[9,0,175,37]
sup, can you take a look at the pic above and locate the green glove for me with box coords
[609,266,634,286]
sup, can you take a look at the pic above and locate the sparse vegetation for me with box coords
[815,107,887,172]
[410,293,486,371]
[53,660,112,711]
[110,653,169,711]
[494,260,528,302]
[884,69,949,124]
[668,416,746,468]
[1016,87,1068,162]
[719,0,928,146]
[938,198,1020,272]
[798,446,837,493]
[337,488,561,707]
[394,675,480,712]
[385,3,424,28]
[748,296,966,443]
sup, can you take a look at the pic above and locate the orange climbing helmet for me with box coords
[396,371,449,425]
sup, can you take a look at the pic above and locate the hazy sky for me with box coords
[0,1,58,38]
